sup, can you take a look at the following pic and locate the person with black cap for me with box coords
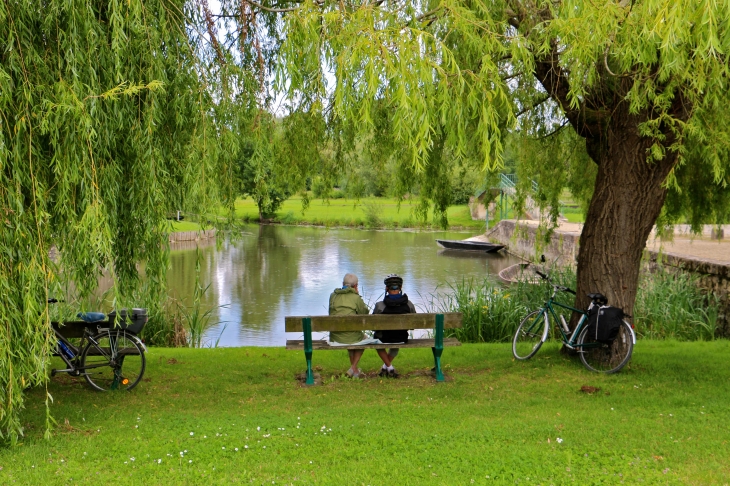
[372,274,416,378]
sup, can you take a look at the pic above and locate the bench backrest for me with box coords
[285,312,462,332]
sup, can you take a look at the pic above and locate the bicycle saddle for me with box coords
[77,312,108,323]
[586,293,608,305]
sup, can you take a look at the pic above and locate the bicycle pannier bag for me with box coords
[586,305,623,342]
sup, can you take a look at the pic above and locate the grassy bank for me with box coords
[172,196,490,231]
[3,341,730,484]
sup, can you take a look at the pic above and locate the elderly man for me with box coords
[372,274,416,378]
[328,273,370,378]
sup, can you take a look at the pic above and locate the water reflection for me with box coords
[167,225,519,346]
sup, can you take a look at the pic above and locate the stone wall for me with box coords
[486,220,580,266]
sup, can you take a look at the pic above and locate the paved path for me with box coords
[469,220,730,265]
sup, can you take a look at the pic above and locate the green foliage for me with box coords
[235,117,292,219]
[634,268,719,341]
[427,279,531,343]
[361,201,383,228]
[433,265,719,343]
[0,0,233,443]
[275,0,730,255]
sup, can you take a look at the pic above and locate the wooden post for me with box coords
[303,317,315,385]
[432,313,445,382]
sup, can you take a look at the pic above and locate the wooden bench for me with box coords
[285,313,462,385]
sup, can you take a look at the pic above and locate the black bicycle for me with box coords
[51,303,148,391]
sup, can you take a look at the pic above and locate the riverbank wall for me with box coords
[485,220,580,266]
[485,220,730,336]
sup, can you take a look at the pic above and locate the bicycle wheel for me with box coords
[578,320,633,373]
[81,330,146,391]
[512,309,548,360]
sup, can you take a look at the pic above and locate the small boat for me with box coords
[498,262,541,284]
[435,239,505,253]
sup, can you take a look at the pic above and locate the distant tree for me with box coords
[235,120,292,220]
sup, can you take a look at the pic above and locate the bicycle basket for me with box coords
[107,308,148,334]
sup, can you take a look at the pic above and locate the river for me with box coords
[167,224,519,346]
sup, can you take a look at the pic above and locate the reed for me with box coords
[634,267,719,341]
[432,265,720,343]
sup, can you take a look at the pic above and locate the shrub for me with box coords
[362,201,383,228]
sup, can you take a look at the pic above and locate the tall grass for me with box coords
[425,279,529,342]
[432,265,720,343]
[634,267,719,340]
[141,249,225,348]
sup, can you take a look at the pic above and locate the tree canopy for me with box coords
[3,0,730,443]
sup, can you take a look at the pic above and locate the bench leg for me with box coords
[433,313,445,382]
[432,347,444,382]
[303,317,315,386]
[304,351,315,385]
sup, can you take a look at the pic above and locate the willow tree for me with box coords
[0,1,238,443]
[264,0,730,322]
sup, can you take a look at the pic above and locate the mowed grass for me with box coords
[3,341,729,485]
[239,196,485,229]
[170,196,489,231]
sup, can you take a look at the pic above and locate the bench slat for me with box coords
[285,312,462,332]
[285,338,461,350]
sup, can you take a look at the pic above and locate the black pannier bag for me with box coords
[585,305,624,342]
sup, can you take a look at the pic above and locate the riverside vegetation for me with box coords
[141,263,721,348]
[3,342,729,484]
[429,266,720,344]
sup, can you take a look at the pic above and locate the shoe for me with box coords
[388,368,400,379]
[378,368,388,377]
[347,368,363,379]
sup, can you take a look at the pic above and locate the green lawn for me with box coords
[169,220,204,232]
[236,196,486,229]
[3,341,729,484]
[170,196,488,231]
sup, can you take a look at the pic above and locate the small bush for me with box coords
[279,211,297,225]
[362,201,383,228]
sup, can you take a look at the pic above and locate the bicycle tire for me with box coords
[81,329,146,391]
[512,309,548,360]
[577,319,633,373]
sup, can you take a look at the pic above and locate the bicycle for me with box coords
[50,301,148,391]
[511,266,636,373]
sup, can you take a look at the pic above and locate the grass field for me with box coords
[3,341,729,484]
[170,196,490,231]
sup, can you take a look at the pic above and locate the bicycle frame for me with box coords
[542,299,588,349]
[52,325,145,377]
[527,289,636,349]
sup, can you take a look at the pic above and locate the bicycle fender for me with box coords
[624,320,637,345]
[541,312,550,342]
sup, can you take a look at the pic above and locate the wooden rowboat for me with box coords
[435,239,505,253]
[498,262,541,284]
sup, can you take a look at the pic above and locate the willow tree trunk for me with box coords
[572,108,680,325]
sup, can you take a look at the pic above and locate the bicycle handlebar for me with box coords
[535,270,576,295]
